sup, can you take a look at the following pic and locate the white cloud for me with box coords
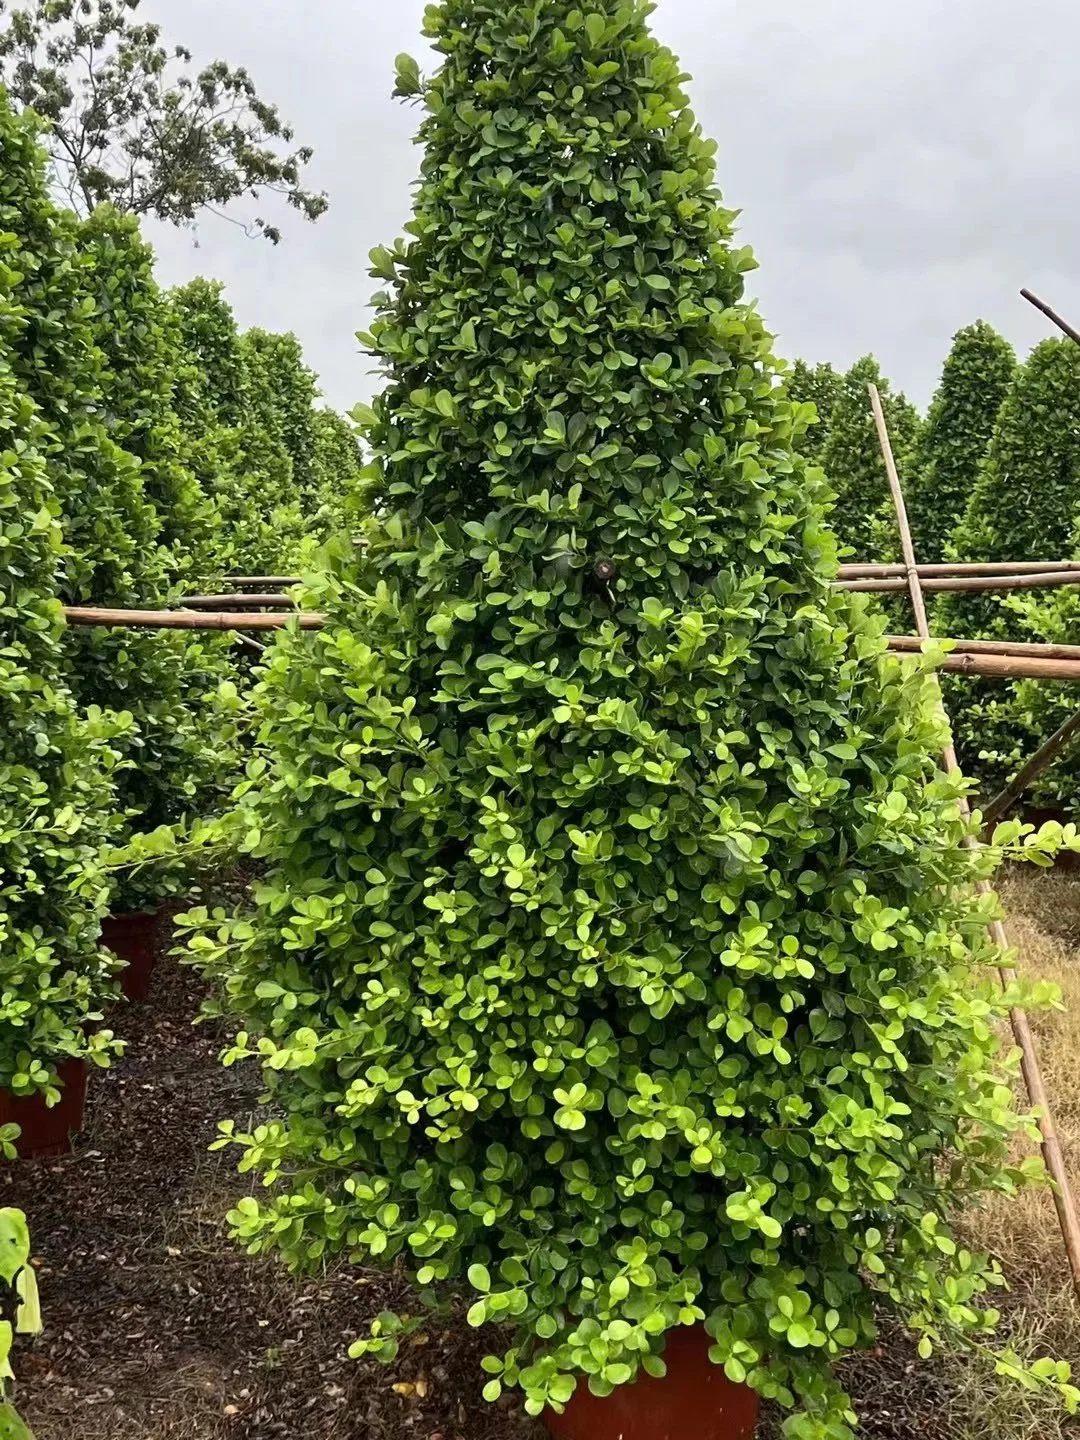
[141,0,1080,409]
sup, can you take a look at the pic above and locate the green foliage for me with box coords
[0,1208,41,1438]
[820,356,921,560]
[786,360,840,466]
[0,0,328,243]
[1,98,239,914]
[0,93,121,1088]
[183,4,1070,1435]
[936,339,1080,791]
[78,206,210,566]
[240,330,320,510]
[170,282,341,574]
[906,323,1015,565]
[309,407,364,539]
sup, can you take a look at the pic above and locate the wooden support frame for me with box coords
[869,382,1080,1296]
[63,607,323,632]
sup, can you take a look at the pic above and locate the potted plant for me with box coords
[0,93,124,1155]
[185,3,1080,1435]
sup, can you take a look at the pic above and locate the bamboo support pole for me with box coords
[841,561,1080,579]
[63,607,323,632]
[931,653,1080,681]
[184,594,298,610]
[1022,287,1080,347]
[868,382,1080,1295]
[886,635,1080,662]
[839,569,1080,595]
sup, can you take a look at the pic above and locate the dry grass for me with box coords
[938,866,1080,1439]
[962,868,1080,1276]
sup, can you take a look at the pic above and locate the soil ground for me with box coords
[8,870,1080,1440]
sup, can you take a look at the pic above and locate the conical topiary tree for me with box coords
[186,7,1074,1435]
[1,113,240,916]
[820,356,921,560]
[786,359,840,466]
[0,96,121,1091]
[935,338,1080,790]
[309,406,364,540]
[905,322,1015,565]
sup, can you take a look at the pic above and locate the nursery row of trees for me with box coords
[788,326,1080,805]
[0,88,360,1098]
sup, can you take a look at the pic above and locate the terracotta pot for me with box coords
[102,910,158,1001]
[0,1058,88,1159]
[544,1326,759,1440]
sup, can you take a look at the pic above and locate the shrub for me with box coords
[309,406,364,542]
[186,5,1069,1436]
[820,356,920,561]
[786,359,840,466]
[906,322,1015,565]
[936,339,1080,791]
[1,113,241,915]
[171,283,319,574]
[0,92,121,1088]
[0,1207,42,1433]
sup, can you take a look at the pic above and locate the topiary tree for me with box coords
[2,117,240,916]
[239,329,320,509]
[308,406,364,542]
[905,323,1015,565]
[0,94,121,1090]
[185,6,1074,1436]
[170,283,313,575]
[935,338,1080,790]
[785,359,840,466]
[79,206,211,568]
[820,356,921,560]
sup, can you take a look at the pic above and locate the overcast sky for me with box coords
[141,0,1080,415]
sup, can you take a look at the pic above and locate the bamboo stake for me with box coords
[184,594,297,609]
[839,569,1080,595]
[868,382,1080,1295]
[1021,288,1080,347]
[887,635,1080,662]
[930,653,1080,681]
[841,561,1080,579]
[63,607,323,632]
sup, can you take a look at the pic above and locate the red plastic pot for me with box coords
[544,1327,759,1440]
[0,1059,88,1159]
[101,910,158,1001]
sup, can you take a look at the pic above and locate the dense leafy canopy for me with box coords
[169,280,356,576]
[906,322,1015,565]
[936,339,1080,789]
[786,359,840,467]
[0,179,241,913]
[819,356,921,561]
[0,92,120,1089]
[0,0,328,243]
[185,5,1054,1436]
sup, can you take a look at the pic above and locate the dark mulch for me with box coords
[3,926,1049,1440]
[7,936,541,1440]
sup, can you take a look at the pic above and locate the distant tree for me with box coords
[820,355,921,560]
[0,0,328,242]
[785,358,840,465]
[906,322,1015,564]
